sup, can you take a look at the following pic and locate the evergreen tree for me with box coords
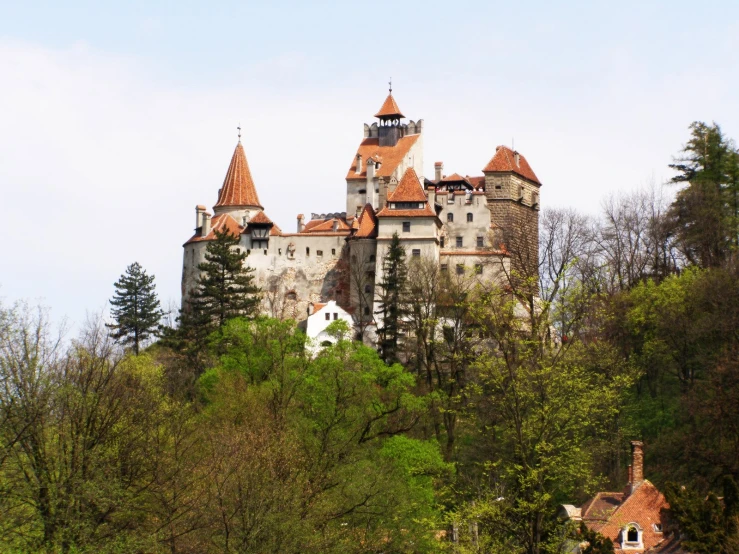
[185,227,260,334]
[669,121,739,268]
[375,232,408,364]
[107,262,163,354]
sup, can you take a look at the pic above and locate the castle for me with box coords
[182,90,542,338]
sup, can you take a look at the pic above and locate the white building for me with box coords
[304,301,354,353]
[181,89,543,337]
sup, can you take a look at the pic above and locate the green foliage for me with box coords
[578,521,615,553]
[375,232,408,364]
[106,261,163,354]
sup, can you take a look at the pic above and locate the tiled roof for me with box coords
[247,211,274,225]
[214,142,263,209]
[376,204,437,218]
[483,145,541,185]
[300,218,351,233]
[374,93,405,119]
[346,135,420,180]
[355,204,378,238]
[184,213,243,245]
[583,481,669,552]
[388,168,427,202]
[440,172,470,184]
[467,176,486,189]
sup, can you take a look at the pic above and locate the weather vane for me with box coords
[237,123,241,142]
[389,78,392,94]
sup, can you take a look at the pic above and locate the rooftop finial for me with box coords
[237,123,242,142]
[389,77,392,94]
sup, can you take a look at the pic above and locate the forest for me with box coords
[1,121,739,553]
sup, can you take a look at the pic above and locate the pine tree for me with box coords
[375,232,408,364]
[669,121,739,268]
[185,227,260,334]
[107,262,163,354]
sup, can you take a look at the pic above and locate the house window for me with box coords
[456,237,463,248]
[317,250,323,257]
[333,313,338,320]
[623,524,643,549]
[402,221,411,232]
[441,264,448,272]
[477,236,484,247]
[475,264,483,274]
[456,264,464,275]
[325,313,330,321]
[447,213,454,222]
[467,213,473,222]
[412,249,421,257]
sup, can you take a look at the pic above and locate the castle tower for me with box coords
[482,146,541,284]
[346,89,424,216]
[213,140,264,225]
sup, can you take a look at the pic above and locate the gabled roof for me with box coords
[376,204,437,218]
[355,204,378,238]
[440,172,471,185]
[300,218,351,234]
[214,142,263,209]
[184,213,243,245]
[583,481,669,552]
[247,211,274,225]
[483,145,541,185]
[347,134,421,180]
[374,93,404,119]
[388,168,428,202]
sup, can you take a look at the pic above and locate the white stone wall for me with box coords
[436,192,491,251]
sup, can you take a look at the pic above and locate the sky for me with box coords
[2,0,739,330]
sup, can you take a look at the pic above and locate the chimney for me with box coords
[367,158,376,181]
[297,214,305,233]
[631,441,644,487]
[435,161,443,181]
[195,205,206,229]
[332,219,339,232]
[514,152,520,167]
[201,212,211,237]
[355,154,363,175]
[427,187,436,207]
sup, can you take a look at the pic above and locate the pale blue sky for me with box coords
[2,1,738,329]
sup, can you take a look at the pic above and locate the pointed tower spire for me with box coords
[214,142,263,210]
[374,84,405,120]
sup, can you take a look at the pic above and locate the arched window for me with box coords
[627,527,638,542]
[467,212,473,222]
[447,213,454,222]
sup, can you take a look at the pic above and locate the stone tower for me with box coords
[482,146,541,284]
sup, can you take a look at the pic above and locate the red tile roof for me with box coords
[346,135,420,180]
[467,176,486,189]
[376,204,437,218]
[374,93,405,119]
[184,213,243,245]
[247,211,274,225]
[300,218,351,233]
[214,142,263,209]
[355,204,378,238]
[483,145,541,185]
[583,482,669,552]
[440,172,470,184]
[388,168,427,202]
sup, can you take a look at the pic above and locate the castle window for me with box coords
[264,249,267,255]
[441,264,448,272]
[358,189,366,194]
[369,254,375,262]
[278,248,282,255]
[447,213,454,222]
[475,264,483,275]
[325,312,330,321]
[332,248,336,255]
[317,250,323,257]
[456,264,464,275]
[495,185,502,190]
[440,237,445,247]
[412,249,421,257]
[402,221,411,232]
[286,291,297,301]
[456,237,463,248]
[366,270,374,279]
[467,213,473,222]
[364,284,372,293]
[306,247,310,256]
[477,236,484,247]
[364,307,370,315]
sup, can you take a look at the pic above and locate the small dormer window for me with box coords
[622,523,643,550]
